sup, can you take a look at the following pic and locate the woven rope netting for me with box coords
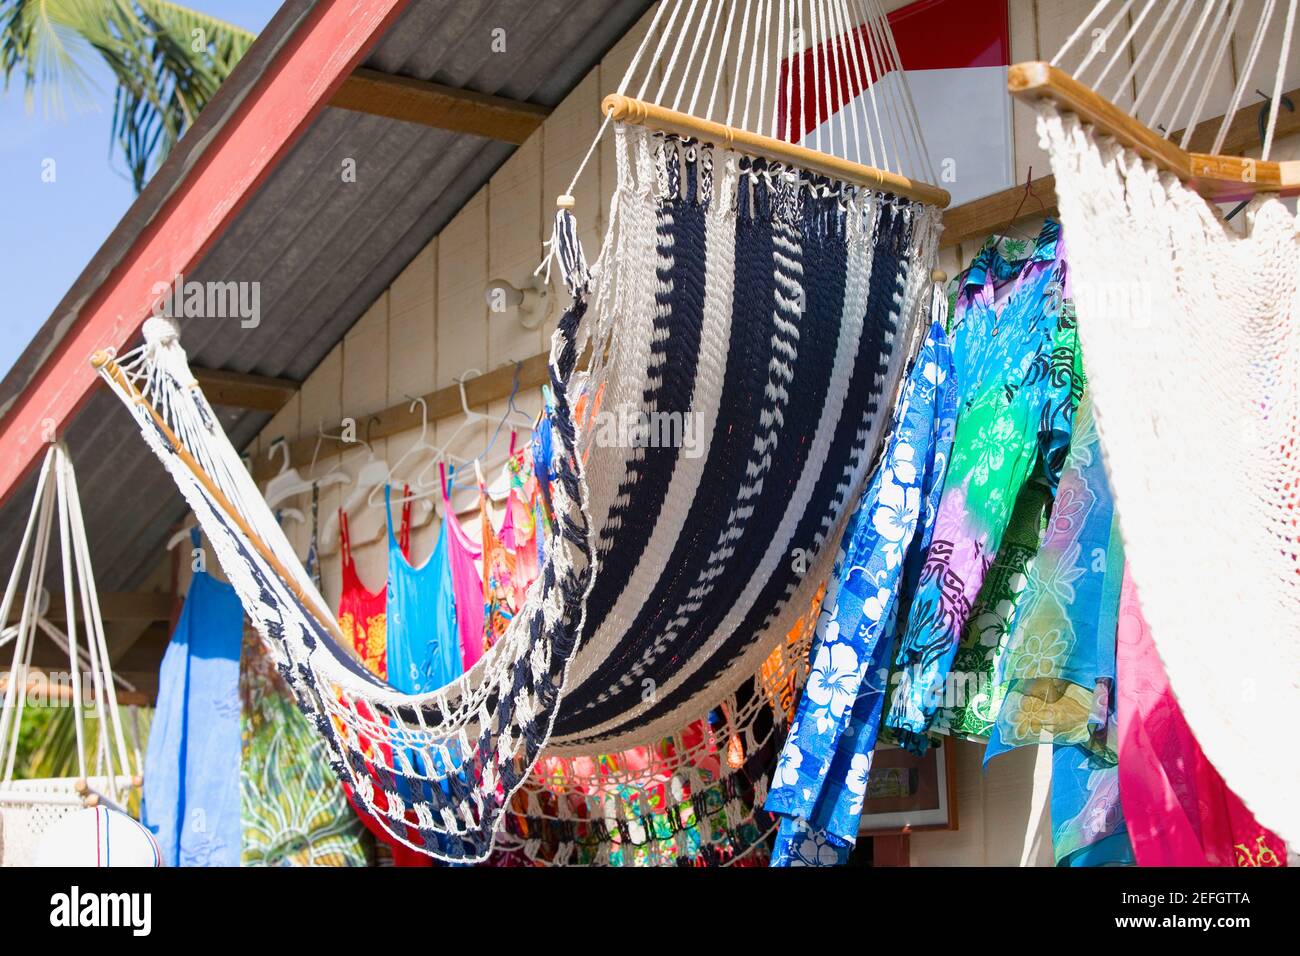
[97,0,947,862]
[494,601,816,866]
[0,445,141,865]
[1036,0,1300,847]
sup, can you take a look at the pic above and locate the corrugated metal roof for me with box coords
[0,0,650,597]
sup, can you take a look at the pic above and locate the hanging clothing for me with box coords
[438,465,485,670]
[531,395,556,542]
[983,386,1125,755]
[334,499,431,867]
[384,484,460,695]
[1116,571,1286,868]
[337,500,409,681]
[766,321,958,866]
[936,485,1047,739]
[501,450,540,607]
[887,220,1082,752]
[239,627,370,866]
[1050,730,1132,866]
[480,482,519,654]
[142,532,244,867]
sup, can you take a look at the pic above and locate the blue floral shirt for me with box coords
[766,321,958,865]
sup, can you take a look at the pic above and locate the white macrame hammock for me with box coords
[96,0,950,863]
[1013,0,1300,848]
[0,444,142,866]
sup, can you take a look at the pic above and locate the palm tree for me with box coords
[1,0,255,191]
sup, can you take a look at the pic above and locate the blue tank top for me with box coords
[384,485,461,694]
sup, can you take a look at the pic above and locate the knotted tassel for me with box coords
[537,199,590,297]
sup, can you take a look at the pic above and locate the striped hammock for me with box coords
[98,116,941,862]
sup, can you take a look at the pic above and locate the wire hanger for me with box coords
[168,508,303,552]
[319,417,390,551]
[369,396,443,508]
[264,435,349,510]
[408,368,497,494]
[1001,166,1048,241]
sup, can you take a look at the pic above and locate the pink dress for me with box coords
[1116,569,1286,867]
[438,463,486,669]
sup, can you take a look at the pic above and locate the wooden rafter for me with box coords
[4,591,172,625]
[329,68,551,144]
[192,366,300,413]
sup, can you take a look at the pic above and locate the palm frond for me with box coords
[14,701,150,780]
[0,0,255,190]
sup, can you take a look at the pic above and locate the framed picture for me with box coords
[857,738,957,835]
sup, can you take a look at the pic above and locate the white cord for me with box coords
[1175,0,1241,150]
[1212,0,1277,156]
[1262,0,1297,160]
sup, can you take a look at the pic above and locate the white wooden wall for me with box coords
[163,0,1298,866]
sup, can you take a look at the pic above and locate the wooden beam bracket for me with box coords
[192,366,300,413]
[329,67,551,144]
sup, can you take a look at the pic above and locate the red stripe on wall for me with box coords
[777,0,1009,142]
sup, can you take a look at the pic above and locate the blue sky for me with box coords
[0,2,278,379]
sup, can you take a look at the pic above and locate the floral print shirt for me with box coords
[886,220,1083,752]
[766,321,957,865]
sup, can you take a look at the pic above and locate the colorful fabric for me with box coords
[385,484,461,695]
[887,220,1082,752]
[480,481,519,653]
[337,506,401,680]
[142,545,244,867]
[936,484,1047,739]
[239,628,370,866]
[438,465,485,670]
[983,386,1125,755]
[1116,570,1287,868]
[1050,737,1132,867]
[501,449,541,607]
[766,321,958,865]
[334,504,430,867]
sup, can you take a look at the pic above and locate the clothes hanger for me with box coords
[408,368,493,495]
[454,365,535,500]
[262,437,307,508]
[264,433,350,511]
[367,396,441,509]
[319,418,387,551]
[999,167,1048,243]
[321,418,435,551]
[306,420,357,490]
[167,509,304,552]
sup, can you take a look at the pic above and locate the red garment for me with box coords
[1117,569,1286,867]
[336,499,432,867]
